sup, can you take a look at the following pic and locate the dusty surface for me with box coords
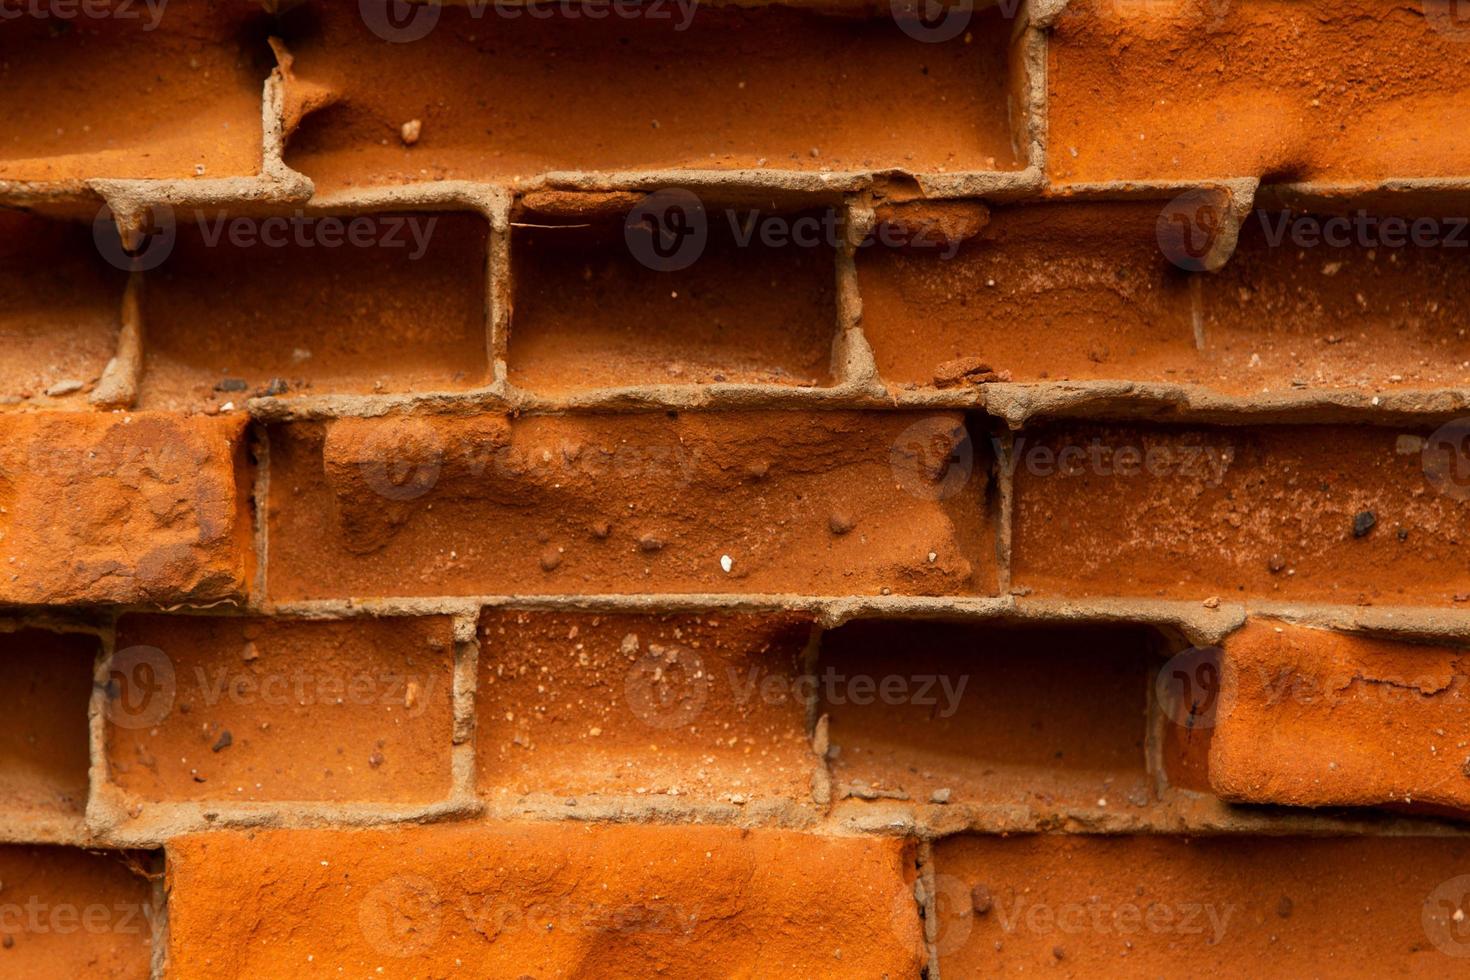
[277,4,1022,189]
[0,4,268,181]
[0,630,95,820]
[1011,423,1470,606]
[510,206,836,391]
[141,212,489,409]
[1049,0,1470,183]
[0,845,154,979]
[107,614,455,805]
[818,620,1153,809]
[266,411,993,599]
[935,833,1470,977]
[0,212,123,408]
[165,823,922,978]
[477,609,815,803]
[1211,619,1470,813]
[0,412,251,606]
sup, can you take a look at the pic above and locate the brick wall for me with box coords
[3,0,1470,976]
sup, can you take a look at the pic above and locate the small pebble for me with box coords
[930,787,951,804]
[720,554,733,573]
[1352,510,1377,538]
[44,380,83,397]
[212,730,233,753]
[401,119,422,145]
[971,884,993,914]
[828,512,856,536]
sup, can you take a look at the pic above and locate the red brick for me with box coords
[0,630,95,822]
[477,609,815,804]
[819,620,1152,808]
[1010,423,1470,604]
[266,412,994,599]
[106,614,456,804]
[933,834,1470,976]
[0,412,252,606]
[165,823,922,978]
[1209,619,1470,813]
[0,845,155,980]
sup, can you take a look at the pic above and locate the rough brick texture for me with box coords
[6,1,1470,976]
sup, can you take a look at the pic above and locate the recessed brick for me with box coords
[476,609,815,803]
[818,620,1152,808]
[1010,423,1470,605]
[266,411,995,600]
[0,845,155,980]
[0,212,124,406]
[1048,0,1470,183]
[932,833,1470,975]
[279,3,1024,188]
[106,614,455,804]
[509,202,837,391]
[0,5,269,181]
[0,630,96,821]
[165,823,922,977]
[1209,619,1470,814]
[140,211,488,408]
[0,412,252,606]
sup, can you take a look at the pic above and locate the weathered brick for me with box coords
[1010,423,1470,604]
[278,3,1023,188]
[1049,0,1470,183]
[1209,619,1470,813]
[0,412,252,606]
[165,823,922,977]
[0,845,155,980]
[0,629,95,822]
[819,620,1152,808]
[933,833,1470,976]
[266,411,994,599]
[106,614,455,804]
[141,212,489,409]
[477,609,815,804]
[509,200,836,391]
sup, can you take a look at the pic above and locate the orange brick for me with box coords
[0,630,95,823]
[1011,423,1470,605]
[477,609,815,803]
[0,412,252,606]
[165,823,922,978]
[106,614,456,804]
[1209,619,1470,813]
[933,834,1470,976]
[266,412,995,600]
[0,845,155,980]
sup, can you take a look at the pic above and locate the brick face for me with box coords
[7,2,1470,976]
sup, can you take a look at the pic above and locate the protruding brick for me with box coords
[0,630,95,824]
[818,620,1152,808]
[267,412,994,599]
[1209,619,1470,813]
[107,615,455,804]
[1010,423,1470,605]
[0,845,155,979]
[477,609,815,803]
[166,823,922,977]
[933,833,1470,975]
[0,412,252,606]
